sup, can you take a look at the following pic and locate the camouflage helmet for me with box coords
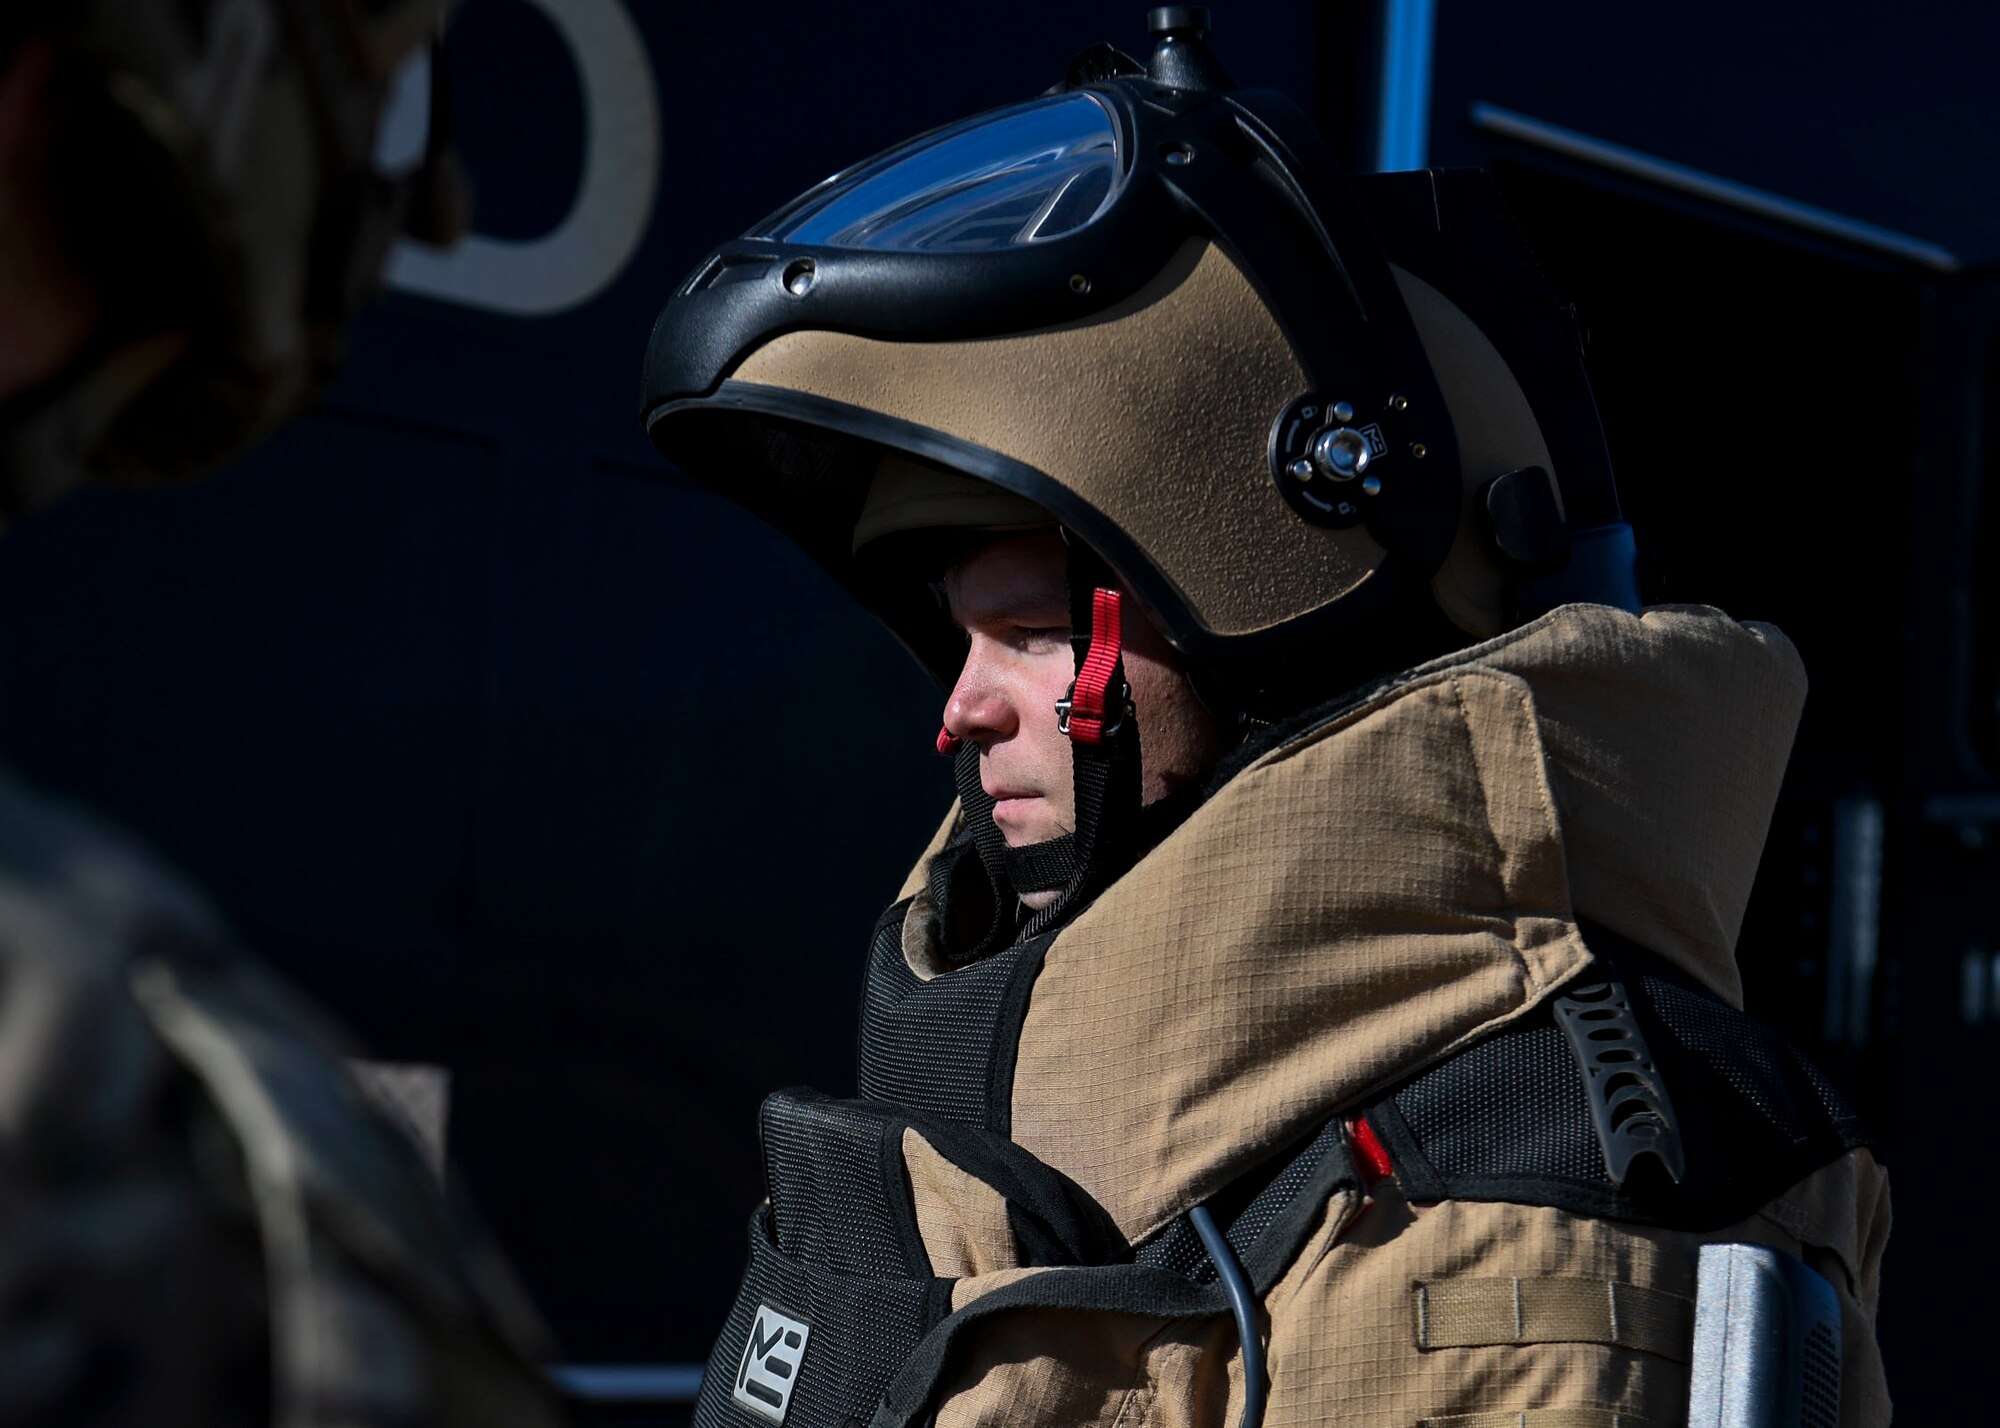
[642,9,1640,717]
[2,0,463,503]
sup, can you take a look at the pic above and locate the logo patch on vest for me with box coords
[733,1304,810,1423]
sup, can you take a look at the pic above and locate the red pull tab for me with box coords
[936,728,963,756]
[1347,1115,1394,1183]
[1061,588,1125,745]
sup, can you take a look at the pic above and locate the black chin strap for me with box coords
[1003,836,1078,896]
[942,740,1021,962]
[1005,783,1205,896]
[1018,538,1145,938]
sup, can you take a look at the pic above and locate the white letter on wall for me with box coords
[384,0,661,317]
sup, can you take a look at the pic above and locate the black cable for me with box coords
[1189,1205,1267,1428]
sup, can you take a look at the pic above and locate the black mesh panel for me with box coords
[1228,1116,1347,1253]
[1134,1117,1349,1284]
[1378,936,1870,1229]
[1396,1021,1610,1185]
[857,900,1045,1129]
[1133,1215,1216,1283]
[692,1205,942,1428]
[1639,974,1864,1146]
[761,1093,920,1279]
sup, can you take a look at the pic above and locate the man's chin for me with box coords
[992,798,1069,849]
[998,827,1071,852]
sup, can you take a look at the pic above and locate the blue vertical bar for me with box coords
[1374,0,1438,172]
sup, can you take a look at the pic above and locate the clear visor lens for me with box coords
[754,92,1125,253]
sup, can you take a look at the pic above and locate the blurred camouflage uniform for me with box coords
[0,776,564,1426]
[0,3,561,1423]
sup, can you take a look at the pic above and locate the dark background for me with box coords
[2,0,1992,1418]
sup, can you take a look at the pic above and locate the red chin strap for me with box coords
[936,728,963,756]
[1058,588,1125,745]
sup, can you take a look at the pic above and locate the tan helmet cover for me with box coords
[717,238,1564,667]
[732,239,1393,645]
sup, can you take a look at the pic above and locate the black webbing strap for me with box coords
[866,1119,1360,1428]
[1003,835,1078,894]
[868,1264,1228,1428]
[943,742,1021,961]
[1133,1116,1355,1285]
[1020,538,1143,939]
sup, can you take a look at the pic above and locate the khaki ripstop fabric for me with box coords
[933,1184,1368,1428]
[730,239,1387,638]
[977,603,1803,1244]
[1251,1156,1889,1428]
[932,1309,1234,1428]
[1012,661,1588,1241]
[903,1127,1019,1279]
[921,1153,1886,1428]
[949,1263,1055,1314]
[1400,604,1808,1008]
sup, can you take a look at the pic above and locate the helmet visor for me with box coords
[754,91,1125,252]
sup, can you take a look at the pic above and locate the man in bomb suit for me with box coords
[0,4,563,1423]
[643,11,1890,1427]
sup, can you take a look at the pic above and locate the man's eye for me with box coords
[1012,625,1069,648]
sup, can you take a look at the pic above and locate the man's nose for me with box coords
[942,644,1016,746]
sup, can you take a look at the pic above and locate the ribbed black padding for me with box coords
[948,749,1023,961]
[1003,835,1078,894]
[1374,928,1870,1229]
[695,1087,1137,1428]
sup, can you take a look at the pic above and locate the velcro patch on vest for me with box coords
[733,1304,811,1423]
[1413,1277,1692,1362]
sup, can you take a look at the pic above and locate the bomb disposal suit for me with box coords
[0,4,559,1423]
[642,14,1890,1427]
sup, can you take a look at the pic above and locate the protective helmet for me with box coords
[0,0,465,504]
[642,8,1639,723]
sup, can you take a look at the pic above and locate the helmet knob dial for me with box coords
[1311,427,1373,482]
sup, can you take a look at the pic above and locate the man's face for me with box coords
[942,529,1227,878]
